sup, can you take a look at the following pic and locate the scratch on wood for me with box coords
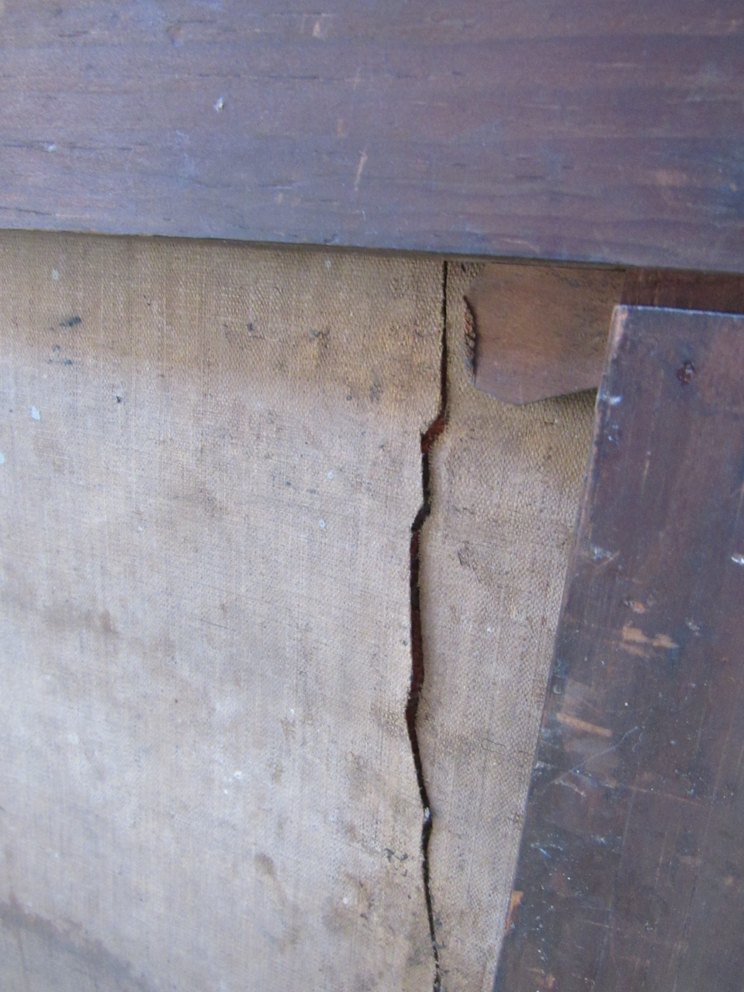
[354,150,368,192]
[556,713,613,738]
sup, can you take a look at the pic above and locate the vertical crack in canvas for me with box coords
[407,261,449,992]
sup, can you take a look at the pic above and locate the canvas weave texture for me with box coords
[418,262,595,992]
[0,237,597,992]
[0,233,442,992]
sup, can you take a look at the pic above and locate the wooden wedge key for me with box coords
[494,306,744,991]
[467,266,744,404]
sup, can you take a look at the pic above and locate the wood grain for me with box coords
[494,306,744,991]
[621,269,744,311]
[0,1,742,268]
[466,264,625,404]
[468,265,744,404]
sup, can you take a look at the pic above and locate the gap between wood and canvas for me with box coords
[407,260,448,992]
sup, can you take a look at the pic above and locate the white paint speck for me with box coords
[319,519,326,529]
[223,788,229,795]
[51,268,60,281]
[327,470,334,479]
[342,896,349,905]
[30,406,40,421]
[353,150,368,192]
[214,96,225,112]
[732,554,744,565]
[312,14,331,39]
[608,395,622,406]
[47,143,56,153]
[0,452,5,466]
[324,258,332,269]
[233,770,243,780]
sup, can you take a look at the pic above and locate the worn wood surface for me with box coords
[465,264,624,404]
[622,269,744,312]
[468,266,744,404]
[494,306,744,991]
[0,1,742,269]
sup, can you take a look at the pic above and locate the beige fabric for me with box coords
[0,233,442,992]
[418,262,596,992]
[0,237,599,992]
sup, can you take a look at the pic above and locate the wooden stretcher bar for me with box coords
[495,305,744,992]
[0,0,742,270]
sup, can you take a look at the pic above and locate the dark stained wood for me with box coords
[0,1,743,268]
[494,305,744,992]
[466,264,624,404]
[469,266,744,404]
[622,268,744,312]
